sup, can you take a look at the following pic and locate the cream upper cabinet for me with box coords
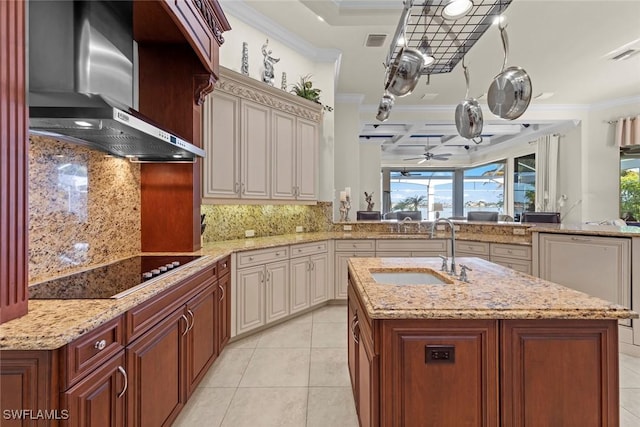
[203,67,321,203]
[296,118,319,200]
[241,99,271,199]
[202,91,240,198]
[538,233,631,326]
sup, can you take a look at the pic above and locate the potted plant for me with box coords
[290,75,333,112]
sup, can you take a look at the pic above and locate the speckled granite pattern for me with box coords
[201,202,333,241]
[29,135,141,283]
[348,257,637,320]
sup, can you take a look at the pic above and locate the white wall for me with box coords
[359,142,382,212]
[334,100,361,219]
[218,14,337,202]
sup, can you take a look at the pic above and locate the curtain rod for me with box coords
[606,116,638,124]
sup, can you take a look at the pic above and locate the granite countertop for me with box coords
[529,223,640,237]
[348,257,638,320]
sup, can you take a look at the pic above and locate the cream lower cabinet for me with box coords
[290,242,329,312]
[375,239,449,257]
[538,233,631,327]
[335,240,377,300]
[235,248,290,335]
[454,241,531,274]
[455,241,491,260]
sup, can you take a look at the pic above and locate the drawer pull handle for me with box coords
[507,249,513,254]
[276,252,281,256]
[249,256,254,261]
[571,237,592,242]
[223,262,227,268]
[94,340,107,351]
[117,366,128,398]
[298,249,302,252]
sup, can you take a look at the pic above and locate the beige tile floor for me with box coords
[174,305,640,427]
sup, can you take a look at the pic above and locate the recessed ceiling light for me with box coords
[397,35,405,46]
[442,0,473,21]
[534,92,555,100]
[74,120,92,127]
[317,15,325,22]
[493,15,506,26]
[422,55,435,67]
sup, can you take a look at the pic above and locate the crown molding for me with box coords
[589,95,640,111]
[220,0,342,64]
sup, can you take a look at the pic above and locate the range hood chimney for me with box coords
[28,0,205,161]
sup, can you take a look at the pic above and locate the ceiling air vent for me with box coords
[365,34,387,47]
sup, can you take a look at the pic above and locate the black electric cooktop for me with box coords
[29,255,201,300]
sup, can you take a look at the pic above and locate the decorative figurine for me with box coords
[281,72,287,90]
[364,192,375,211]
[241,42,249,76]
[339,188,352,222]
[261,39,280,86]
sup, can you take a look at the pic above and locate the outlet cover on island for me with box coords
[513,228,526,235]
[245,229,255,238]
[296,226,304,233]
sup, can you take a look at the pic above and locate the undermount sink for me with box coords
[370,269,453,285]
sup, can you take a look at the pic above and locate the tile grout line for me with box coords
[218,344,260,427]
[306,311,315,427]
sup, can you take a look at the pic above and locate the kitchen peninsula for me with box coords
[347,256,636,427]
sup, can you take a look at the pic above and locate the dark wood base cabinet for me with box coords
[1,257,232,426]
[348,280,620,427]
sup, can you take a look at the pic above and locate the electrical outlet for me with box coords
[343,225,353,231]
[513,228,526,235]
[245,229,255,238]
[295,226,304,233]
[436,224,446,231]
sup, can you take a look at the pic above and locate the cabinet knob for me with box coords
[94,339,107,351]
[249,256,254,261]
[298,249,302,252]
[276,252,281,256]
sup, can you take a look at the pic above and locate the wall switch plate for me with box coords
[245,229,255,238]
[343,225,353,231]
[513,228,526,235]
[295,226,304,233]
[436,224,446,231]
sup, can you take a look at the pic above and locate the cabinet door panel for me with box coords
[334,252,375,299]
[290,257,311,314]
[203,91,240,198]
[310,253,329,305]
[266,260,290,323]
[296,118,318,200]
[126,308,185,427]
[218,273,231,349]
[272,111,296,199]
[241,100,271,198]
[236,266,265,334]
[63,352,126,427]
[186,283,217,397]
[358,329,377,427]
[381,320,498,427]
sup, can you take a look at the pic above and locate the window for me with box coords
[386,170,454,220]
[462,162,505,217]
[620,150,640,222]
[513,154,536,220]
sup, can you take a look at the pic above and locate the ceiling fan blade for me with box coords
[418,158,427,164]
[403,157,425,161]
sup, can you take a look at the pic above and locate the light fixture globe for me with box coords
[442,0,473,20]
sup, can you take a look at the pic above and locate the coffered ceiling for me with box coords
[223,0,640,166]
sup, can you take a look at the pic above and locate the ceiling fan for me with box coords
[404,151,452,164]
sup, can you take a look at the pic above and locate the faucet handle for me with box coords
[438,255,448,273]
[459,264,472,282]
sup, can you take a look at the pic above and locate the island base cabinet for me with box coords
[62,352,126,427]
[126,307,186,427]
[380,320,499,427]
[185,284,218,398]
[501,319,619,427]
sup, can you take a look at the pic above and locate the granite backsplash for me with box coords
[29,135,141,283]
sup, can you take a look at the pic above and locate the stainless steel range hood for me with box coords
[28,0,205,162]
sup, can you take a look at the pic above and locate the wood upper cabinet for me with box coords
[63,351,126,427]
[203,67,322,203]
[1,0,28,323]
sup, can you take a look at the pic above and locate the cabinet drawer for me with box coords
[455,241,490,255]
[491,256,531,274]
[126,265,216,342]
[335,240,376,251]
[290,241,328,258]
[217,255,231,278]
[62,315,125,389]
[491,244,531,260]
[376,239,447,253]
[237,247,289,268]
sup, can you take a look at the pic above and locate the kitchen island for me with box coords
[347,257,637,427]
